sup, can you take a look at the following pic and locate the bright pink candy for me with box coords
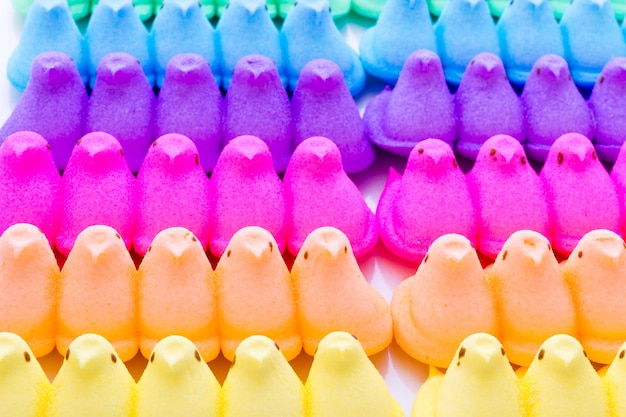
[611,143,626,237]
[283,136,378,258]
[56,132,137,255]
[541,133,621,256]
[377,139,476,262]
[208,135,286,257]
[0,132,61,245]
[467,135,549,258]
[134,134,211,256]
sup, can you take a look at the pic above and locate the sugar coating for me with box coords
[56,132,137,256]
[215,227,301,361]
[434,0,500,85]
[496,0,563,86]
[359,0,436,84]
[467,135,549,258]
[0,132,61,244]
[588,57,626,163]
[134,134,211,256]
[377,139,476,263]
[284,137,377,257]
[137,228,220,361]
[86,52,156,173]
[540,133,620,256]
[604,341,626,417]
[155,53,222,173]
[454,53,524,160]
[291,227,392,356]
[209,135,287,257]
[1,52,88,170]
[391,234,497,368]
[150,0,218,88]
[560,0,626,89]
[292,60,374,174]
[216,0,285,89]
[364,50,456,157]
[611,143,626,236]
[521,55,593,162]
[8,0,86,90]
[281,0,366,95]
[224,55,293,173]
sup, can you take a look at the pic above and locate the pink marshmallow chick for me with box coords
[283,136,378,258]
[56,132,137,256]
[377,139,476,263]
[134,134,211,256]
[611,143,626,237]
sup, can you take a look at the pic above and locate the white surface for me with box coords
[0,5,429,416]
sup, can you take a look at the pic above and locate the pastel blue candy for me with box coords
[360,0,436,84]
[434,0,500,85]
[85,0,153,88]
[561,0,626,89]
[496,0,564,86]
[281,0,366,95]
[216,0,284,89]
[8,0,86,90]
[150,0,218,88]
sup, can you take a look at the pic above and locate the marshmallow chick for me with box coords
[280,0,366,95]
[0,225,59,357]
[363,50,456,157]
[0,132,61,244]
[56,132,136,256]
[291,60,374,173]
[215,227,300,361]
[434,334,521,417]
[283,137,377,258]
[359,0,436,84]
[223,55,293,172]
[0,333,50,417]
[137,336,220,417]
[377,139,476,263]
[486,230,577,366]
[291,227,392,356]
[155,53,223,173]
[562,230,626,364]
[521,55,593,162]
[1,52,88,170]
[306,332,404,417]
[410,368,444,417]
[540,133,620,256]
[521,335,609,417]
[57,226,138,361]
[134,134,211,256]
[51,334,135,417]
[466,135,549,258]
[137,228,220,361]
[454,53,524,160]
[86,52,155,173]
[208,135,287,257]
[612,144,626,236]
[221,335,304,417]
[391,234,498,368]
[603,342,626,417]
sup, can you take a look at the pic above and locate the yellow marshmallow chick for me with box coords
[51,334,136,417]
[221,335,304,417]
[410,367,444,417]
[0,332,50,417]
[137,335,220,417]
[305,331,404,417]
[602,342,626,417]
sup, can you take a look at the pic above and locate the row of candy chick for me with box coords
[0,331,404,417]
[10,0,366,95]
[411,333,626,417]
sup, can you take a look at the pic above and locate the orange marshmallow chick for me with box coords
[137,227,219,361]
[0,224,59,357]
[215,226,301,361]
[562,229,626,364]
[57,225,138,361]
[291,227,392,356]
[391,234,498,368]
[487,230,576,366]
